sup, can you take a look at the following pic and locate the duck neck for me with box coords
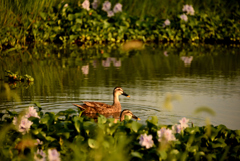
[112,94,121,110]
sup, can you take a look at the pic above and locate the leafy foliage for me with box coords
[0,107,240,160]
[1,0,240,51]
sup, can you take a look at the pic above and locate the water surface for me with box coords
[0,44,239,129]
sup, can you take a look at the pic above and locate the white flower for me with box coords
[34,149,46,161]
[157,127,176,142]
[180,14,188,22]
[14,117,33,134]
[26,106,40,118]
[82,0,90,11]
[64,3,68,8]
[102,1,111,12]
[182,4,195,15]
[48,149,61,161]
[12,106,40,134]
[113,3,122,13]
[107,10,114,17]
[139,134,154,149]
[91,0,99,9]
[163,19,170,27]
[179,117,189,129]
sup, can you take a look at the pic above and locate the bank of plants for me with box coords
[0,106,240,160]
[1,0,240,52]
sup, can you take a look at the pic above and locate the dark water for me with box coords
[0,44,240,129]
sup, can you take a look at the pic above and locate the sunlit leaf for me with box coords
[194,106,216,116]
[88,139,99,149]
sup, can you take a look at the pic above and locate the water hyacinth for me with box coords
[182,4,195,15]
[34,149,46,161]
[139,134,154,149]
[13,117,33,134]
[48,149,61,161]
[107,10,114,17]
[163,19,170,28]
[179,117,189,129]
[172,124,182,133]
[82,0,90,11]
[113,3,122,13]
[180,14,188,22]
[91,0,99,9]
[13,106,40,134]
[102,1,111,12]
[157,127,176,142]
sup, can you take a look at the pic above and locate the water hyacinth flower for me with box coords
[13,117,33,134]
[107,10,114,17]
[48,149,61,161]
[182,4,195,15]
[113,3,122,13]
[172,124,182,133]
[179,117,189,129]
[26,106,40,118]
[180,14,188,22]
[13,106,40,134]
[157,127,176,142]
[64,3,68,8]
[91,0,99,9]
[34,149,46,161]
[102,1,111,12]
[163,19,170,28]
[139,134,154,149]
[82,0,90,11]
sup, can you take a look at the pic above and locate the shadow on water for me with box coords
[0,43,240,129]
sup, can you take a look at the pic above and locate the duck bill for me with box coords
[122,92,130,97]
[132,115,141,120]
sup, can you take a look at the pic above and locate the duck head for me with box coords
[113,87,130,97]
[120,109,140,121]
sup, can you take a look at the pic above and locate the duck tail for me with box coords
[72,103,85,110]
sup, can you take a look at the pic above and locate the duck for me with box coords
[72,87,130,114]
[119,109,141,121]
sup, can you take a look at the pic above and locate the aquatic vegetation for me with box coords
[0,106,240,160]
[0,0,239,52]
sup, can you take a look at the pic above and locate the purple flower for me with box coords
[48,149,61,161]
[34,149,46,161]
[139,134,154,149]
[179,117,189,129]
[182,4,195,15]
[113,3,122,13]
[107,10,114,17]
[26,106,40,118]
[180,14,188,22]
[13,106,40,134]
[82,0,90,11]
[163,19,170,28]
[157,127,176,142]
[172,124,182,133]
[13,116,33,134]
[102,1,111,12]
[91,0,99,9]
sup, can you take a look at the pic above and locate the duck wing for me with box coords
[72,102,114,114]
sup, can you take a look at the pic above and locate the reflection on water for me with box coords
[0,44,240,129]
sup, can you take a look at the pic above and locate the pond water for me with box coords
[0,44,240,130]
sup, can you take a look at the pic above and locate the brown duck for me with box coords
[72,87,130,114]
[119,109,141,121]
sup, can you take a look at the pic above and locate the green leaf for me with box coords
[68,14,75,21]
[98,115,107,124]
[131,151,143,159]
[40,12,47,21]
[73,117,81,133]
[131,121,142,133]
[88,139,99,149]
